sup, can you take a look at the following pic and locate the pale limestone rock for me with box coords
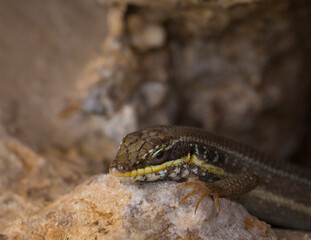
[4,175,279,240]
[0,137,93,232]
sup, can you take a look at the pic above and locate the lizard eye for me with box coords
[156,151,164,159]
[151,150,169,165]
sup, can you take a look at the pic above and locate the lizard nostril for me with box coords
[118,163,130,172]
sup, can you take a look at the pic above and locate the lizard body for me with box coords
[109,125,311,230]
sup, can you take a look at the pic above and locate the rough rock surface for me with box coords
[0,0,109,151]
[4,175,277,240]
[4,174,311,240]
[76,0,311,167]
[0,137,93,232]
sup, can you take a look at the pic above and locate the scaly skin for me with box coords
[109,125,311,231]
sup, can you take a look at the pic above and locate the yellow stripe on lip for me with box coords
[109,158,187,178]
[110,154,227,179]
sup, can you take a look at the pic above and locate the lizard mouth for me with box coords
[109,158,187,181]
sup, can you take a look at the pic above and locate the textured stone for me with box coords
[274,229,311,240]
[0,137,94,232]
[0,0,108,150]
[4,175,279,240]
[128,15,166,51]
[79,0,311,166]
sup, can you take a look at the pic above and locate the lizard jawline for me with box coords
[109,155,227,181]
[109,158,186,181]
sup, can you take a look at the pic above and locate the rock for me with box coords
[0,0,108,150]
[0,137,94,232]
[4,175,279,240]
[274,229,311,240]
[128,15,166,51]
[77,0,311,166]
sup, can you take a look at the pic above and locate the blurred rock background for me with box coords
[0,0,311,236]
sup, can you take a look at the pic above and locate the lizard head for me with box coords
[109,125,227,182]
[109,126,190,181]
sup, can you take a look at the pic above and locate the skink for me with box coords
[109,125,311,231]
